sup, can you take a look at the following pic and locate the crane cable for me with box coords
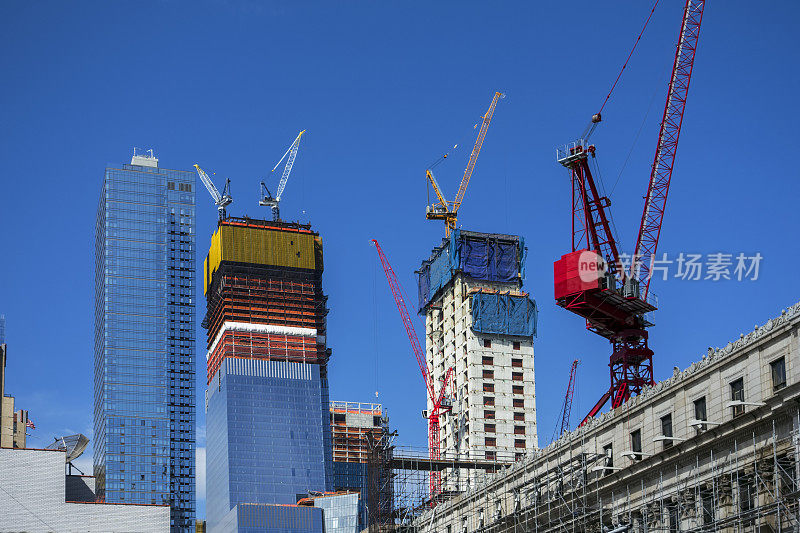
[596,0,662,119]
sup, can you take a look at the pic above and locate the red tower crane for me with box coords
[558,360,580,437]
[553,0,705,423]
[372,239,454,500]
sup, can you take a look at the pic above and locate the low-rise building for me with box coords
[0,446,168,531]
[414,300,800,532]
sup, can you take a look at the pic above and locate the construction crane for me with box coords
[372,239,454,501]
[260,130,305,221]
[194,164,233,221]
[426,91,504,237]
[553,0,705,424]
[552,359,580,441]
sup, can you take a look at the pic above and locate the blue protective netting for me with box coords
[416,230,526,313]
[471,292,538,337]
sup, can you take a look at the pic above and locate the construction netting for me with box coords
[471,291,537,337]
[417,230,526,312]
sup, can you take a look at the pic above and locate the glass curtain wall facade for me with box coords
[94,152,196,531]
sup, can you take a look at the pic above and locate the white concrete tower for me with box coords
[417,230,538,489]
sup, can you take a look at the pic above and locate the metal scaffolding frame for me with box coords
[405,409,800,533]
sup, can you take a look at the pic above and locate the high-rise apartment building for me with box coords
[204,217,332,530]
[417,230,538,486]
[94,150,196,531]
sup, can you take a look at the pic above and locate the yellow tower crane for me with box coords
[426,91,504,236]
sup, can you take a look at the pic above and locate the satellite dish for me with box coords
[46,434,90,463]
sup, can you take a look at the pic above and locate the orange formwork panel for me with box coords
[206,330,325,383]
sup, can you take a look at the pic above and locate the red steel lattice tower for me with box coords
[554,0,705,423]
[372,239,453,502]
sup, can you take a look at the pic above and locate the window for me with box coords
[668,503,679,533]
[701,490,715,525]
[485,437,496,447]
[483,339,492,348]
[485,451,496,460]
[483,369,494,379]
[739,476,754,513]
[483,383,495,393]
[333,413,345,423]
[514,425,525,435]
[512,385,524,395]
[602,443,613,475]
[512,358,523,368]
[484,410,495,419]
[694,396,707,431]
[514,439,526,448]
[485,423,496,433]
[514,412,525,422]
[771,357,787,391]
[483,396,495,407]
[167,182,175,190]
[482,356,493,366]
[661,414,673,449]
[513,341,521,350]
[630,429,642,459]
[513,398,525,408]
[512,372,523,381]
[730,377,745,417]
[515,452,524,461]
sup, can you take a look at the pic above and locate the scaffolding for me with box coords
[367,436,518,532]
[407,409,800,533]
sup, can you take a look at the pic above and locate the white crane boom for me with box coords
[194,164,232,220]
[260,130,306,220]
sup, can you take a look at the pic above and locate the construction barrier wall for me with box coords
[471,291,537,338]
[417,230,526,313]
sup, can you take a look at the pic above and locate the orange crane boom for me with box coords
[426,91,504,236]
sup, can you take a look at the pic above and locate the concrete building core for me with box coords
[329,401,389,529]
[417,230,538,486]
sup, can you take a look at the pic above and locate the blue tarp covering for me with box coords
[471,292,537,337]
[416,230,526,312]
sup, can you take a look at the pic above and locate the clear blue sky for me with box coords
[2,0,798,518]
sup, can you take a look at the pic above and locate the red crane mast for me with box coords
[372,239,454,500]
[554,359,580,440]
[554,0,705,423]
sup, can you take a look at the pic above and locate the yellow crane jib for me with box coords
[425,91,504,236]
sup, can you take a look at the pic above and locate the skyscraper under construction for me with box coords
[417,230,538,489]
[204,217,332,530]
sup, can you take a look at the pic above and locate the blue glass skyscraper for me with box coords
[94,150,196,531]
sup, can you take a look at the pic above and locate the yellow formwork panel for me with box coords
[204,224,319,294]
